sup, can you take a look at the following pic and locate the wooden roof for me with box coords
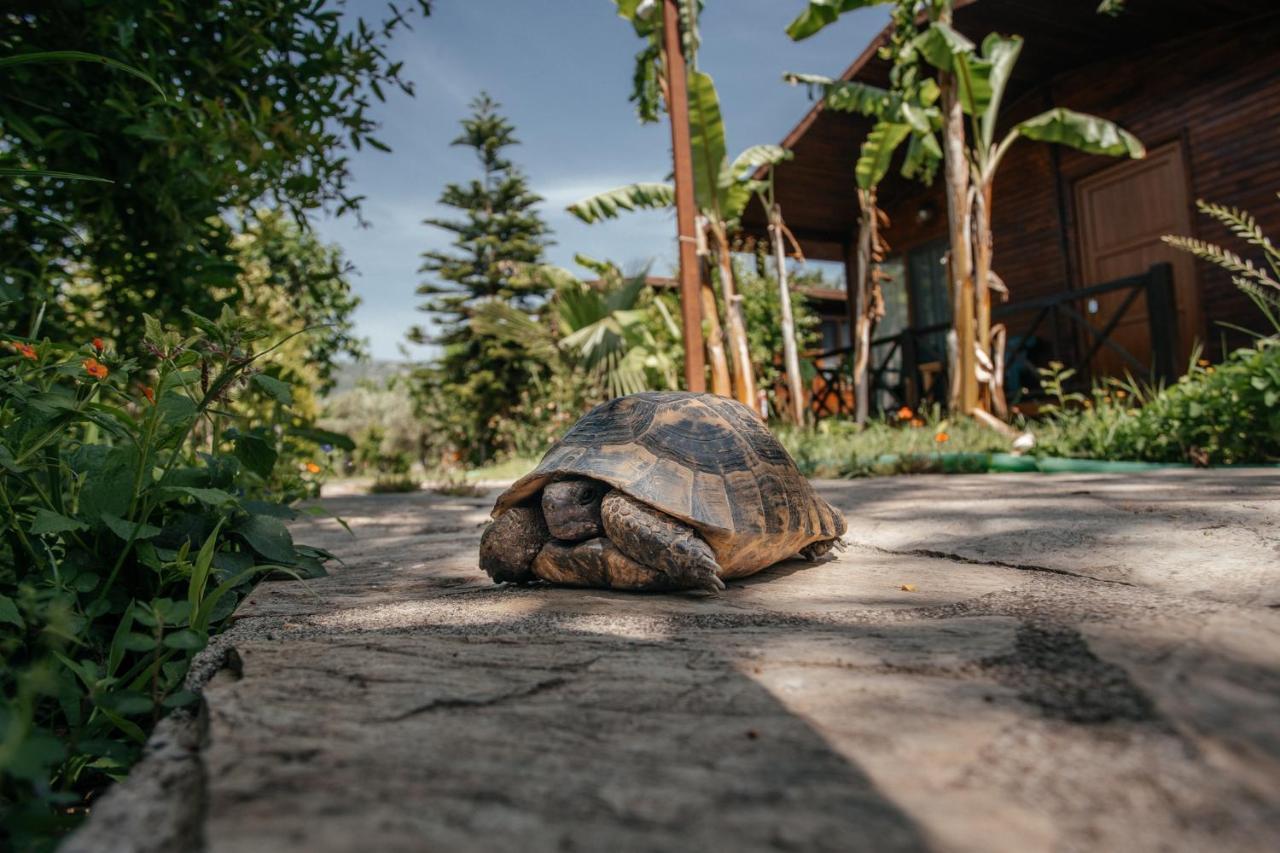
[741,0,1280,261]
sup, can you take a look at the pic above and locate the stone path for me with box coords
[70,471,1280,852]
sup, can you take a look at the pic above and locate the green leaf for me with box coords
[0,167,112,184]
[252,374,293,405]
[566,182,674,224]
[0,594,22,629]
[162,629,207,651]
[162,690,199,709]
[100,690,153,716]
[108,603,135,677]
[102,513,163,543]
[783,73,890,117]
[286,425,355,452]
[79,445,139,523]
[687,70,728,214]
[730,144,793,179]
[158,486,237,507]
[0,51,167,100]
[786,0,892,41]
[188,519,225,618]
[233,433,278,479]
[30,509,88,536]
[1015,108,1146,159]
[913,21,976,74]
[978,33,1024,148]
[856,121,912,190]
[233,515,297,563]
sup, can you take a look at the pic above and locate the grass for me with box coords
[776,407,1010,477]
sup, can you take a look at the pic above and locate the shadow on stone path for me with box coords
[66,472,1280,852]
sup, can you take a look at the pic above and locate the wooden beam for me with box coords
[662,0,705,393]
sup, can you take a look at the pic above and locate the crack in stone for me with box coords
[381,676,569,722]
[848,540,1135,586]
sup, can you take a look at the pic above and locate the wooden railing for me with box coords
[807,263,1178,418]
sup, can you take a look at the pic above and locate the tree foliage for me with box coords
[0,0,428,353]
[410,94,552,466]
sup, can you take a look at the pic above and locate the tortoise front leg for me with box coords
[532,538,676,591]
[601,490,725,592]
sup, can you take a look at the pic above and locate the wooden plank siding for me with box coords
[746,2,1280,368]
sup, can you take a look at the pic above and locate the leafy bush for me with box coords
[1036,343,1280,464]
[0,310,339,848]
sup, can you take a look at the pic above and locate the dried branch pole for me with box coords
[851,188,888,423]
[703,217,758,412]
[768,204,807,426]
[694,220,734,396]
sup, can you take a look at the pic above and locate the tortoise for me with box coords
[479,391,846,593]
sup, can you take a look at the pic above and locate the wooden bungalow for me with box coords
[741,0,1280,417]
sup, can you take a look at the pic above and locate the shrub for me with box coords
[0,309,338,848]
[1036,343,1280,464]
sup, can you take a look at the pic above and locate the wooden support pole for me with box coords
[662,0,705,393]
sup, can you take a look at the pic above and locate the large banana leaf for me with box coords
[1015,108,1146,159]
[977,34,1023,149]
[856,121,911,190]
[786,0,892,41]
[730,144,793,179]
[687,69,728,215]
[566,182,674,224]
[783,72,891,116]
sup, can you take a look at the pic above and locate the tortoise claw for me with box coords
[695,571,726,593]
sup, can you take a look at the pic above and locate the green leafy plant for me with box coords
[1163,197,1280,333]
[0,310,338,848]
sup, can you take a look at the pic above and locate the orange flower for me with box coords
[1197,358,1210,367]
[305,461,322,474]
[1115,389,1128,399]
[82,358,109,380]
[909,417,925,428]
[92,337,105,352]
[934,431,950,443]
[15,342,37,360]
[896,406,913,420]
[141,386,156,405]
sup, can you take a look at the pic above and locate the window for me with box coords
[907,239,951,365]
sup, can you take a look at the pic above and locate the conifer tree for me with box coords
[410,94,551,464]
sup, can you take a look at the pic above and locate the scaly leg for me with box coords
[600,490,725,592]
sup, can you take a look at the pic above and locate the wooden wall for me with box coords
[875,13,1280,359]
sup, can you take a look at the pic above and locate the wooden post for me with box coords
[852,189,873,424]
[1146,262,1178,383]
[662,0,705,393]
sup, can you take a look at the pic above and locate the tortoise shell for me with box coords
[493,391,846,578]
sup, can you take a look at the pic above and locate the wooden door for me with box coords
[1074,142,1200,376]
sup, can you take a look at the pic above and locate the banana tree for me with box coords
[788,0,1144,417]
[913,24,1145,414]
[569,71,792,416]
[784,69,942,421]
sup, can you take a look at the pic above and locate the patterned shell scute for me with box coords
[495,392,843,544]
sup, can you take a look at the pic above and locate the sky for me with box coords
[312,0,889,360]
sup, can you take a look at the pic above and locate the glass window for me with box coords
[907,239,951,366]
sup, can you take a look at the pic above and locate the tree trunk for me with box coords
[973,180,995,413]
[769,206,806,426]
[940,69,978,415]
[713,231,759,414]
[852,189,874,424]
[700,277,733,397]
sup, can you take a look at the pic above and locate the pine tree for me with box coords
[410,94,552,465]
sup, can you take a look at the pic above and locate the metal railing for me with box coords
[807,263,1177,418]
